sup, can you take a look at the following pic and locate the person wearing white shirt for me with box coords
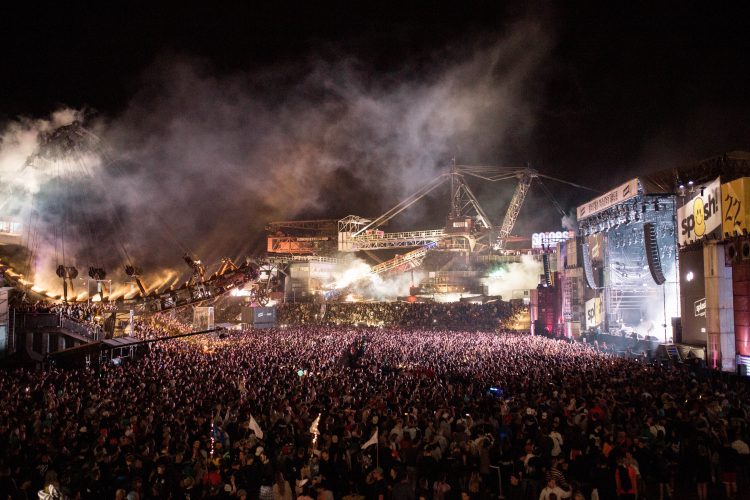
[539,479,571,500]
[549,430,564,457]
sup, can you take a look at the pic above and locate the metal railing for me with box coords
[14,311,100,341]
[60,317,101,341]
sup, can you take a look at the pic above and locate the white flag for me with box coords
[249,415,264,440]
[309,414,321,436]
[361,429,378,449]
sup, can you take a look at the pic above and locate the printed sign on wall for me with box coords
[678,177,722,246]
[721,177,750,237]
[585,297,602,329]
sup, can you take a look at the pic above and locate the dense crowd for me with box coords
[277,302,522,330]
[0,319,748,500]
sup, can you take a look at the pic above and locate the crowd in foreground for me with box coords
[0,321,749,500]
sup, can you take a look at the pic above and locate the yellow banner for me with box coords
[585,297,602,328]
[721,177,750,236]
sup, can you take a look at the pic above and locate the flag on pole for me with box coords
[361,429,378,449]
[309,414,321,436]
[249,415,264,440]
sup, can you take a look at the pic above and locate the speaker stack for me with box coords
[644,223,666,285]
[542,253,552,287]
[241,306,277,329]
[582,242,598,289]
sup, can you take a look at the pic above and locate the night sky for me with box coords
[4,3,749,176]
[2,2,750,272]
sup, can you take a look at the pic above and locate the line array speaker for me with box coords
[581,241,597,289]
[542,253,552,286]
[644,223,666,285]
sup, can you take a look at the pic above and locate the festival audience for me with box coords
[277,301,523,330]
[0,305,748,499]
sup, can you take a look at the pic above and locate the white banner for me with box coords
[678,177,721,246]
[577,178,639,220]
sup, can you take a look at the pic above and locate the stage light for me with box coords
[686,271,694,282]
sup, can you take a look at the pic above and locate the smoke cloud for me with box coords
[561,211,577,232]
[0,19,552,294]
[0,109,87,198]
[482,255,542,299]
[333,258,426,301]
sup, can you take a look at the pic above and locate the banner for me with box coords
[585,297,602,329]
[361,429,378,449]
[248,415,264,439]
[678,177,721,246]
[577,178,639,220]
[721,177,750,237]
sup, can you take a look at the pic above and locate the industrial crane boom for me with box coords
[353,174,449,236]
[495,168,537,249]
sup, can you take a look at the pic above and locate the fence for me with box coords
[14,312,100,341]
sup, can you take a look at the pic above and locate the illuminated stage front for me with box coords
[577,179,680,341]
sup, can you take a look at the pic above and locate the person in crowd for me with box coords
[615,456,638,500]
[539,478,570,500]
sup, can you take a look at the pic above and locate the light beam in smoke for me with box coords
[482,254,542,299]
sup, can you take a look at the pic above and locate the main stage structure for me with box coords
[551,152,750,374]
